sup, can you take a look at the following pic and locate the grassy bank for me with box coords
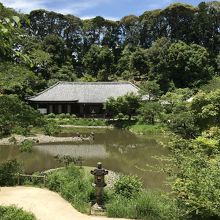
[129,124,165,135]
[0,206,36,220]
[44,165,176,219]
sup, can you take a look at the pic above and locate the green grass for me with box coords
[46,165,94,213]
[0,206,36,220]
[106,190,176,220]
[129,124,165,135]
[200,76,220,92]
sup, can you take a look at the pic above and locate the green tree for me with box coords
[42,34,67,66]
[83,45,114,80]
[140,80,162,101]
[0,62,39,98]
[119,15,140,45]
[167,128,220,219]
[145,38,171,91]
[138,101,162,124]
[0,95,44,136]
[106,93,140,119]
[193,2,220,55]
[191,90,220,131]
[129,47,149,78]
[167,41,213,88]
[0,4,21,59]
[161,88,197,138]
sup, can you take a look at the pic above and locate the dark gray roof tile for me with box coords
[29,81,139,103]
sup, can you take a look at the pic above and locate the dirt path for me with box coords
[0,187,127,220]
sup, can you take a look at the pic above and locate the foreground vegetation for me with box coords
[0,206,36,220]
[0,1,220,220]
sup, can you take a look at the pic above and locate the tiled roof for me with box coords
[28,81,140,103]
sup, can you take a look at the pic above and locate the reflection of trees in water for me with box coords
[94,129,142,145]
[0,129,167,188]
[101,143,167,189]
[0,146,60,173]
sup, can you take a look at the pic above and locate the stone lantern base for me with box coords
[91,203,106,216]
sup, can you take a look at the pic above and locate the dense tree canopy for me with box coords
[0,1,218,96]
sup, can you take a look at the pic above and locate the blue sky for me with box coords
[1,0,214,20]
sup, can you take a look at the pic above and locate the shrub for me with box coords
[46,165,94,213]
[0,206,36,220]
[43,122,60,136]
[65,113,71,118]
[114,175,143,198]
[12,126,31,136]
[0,160,21,186]
[134,191,176,220]
[106,191,177,220]
[57,113,66,119]
[19,140,33,152]
[46,113,56,118]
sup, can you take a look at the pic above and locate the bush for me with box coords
[12,126,31,136]
[57,113,66,119]
[114,175,143,198]
[43,122,61,136]
[19,140,33,152]
[106,191,177,220]
[46,113,56,118]
[0,206,36,220]
[0,160,21,186]
[46,165,94,213]
[134,191,176,220]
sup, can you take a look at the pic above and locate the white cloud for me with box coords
[1,0,48,13]
[1,0,110,15]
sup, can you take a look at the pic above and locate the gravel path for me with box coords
[0,187,128,220]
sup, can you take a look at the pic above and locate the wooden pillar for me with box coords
[67,104,71,114]
[80,104,83,115]
[49,104,53,113]
[58,104,62,114]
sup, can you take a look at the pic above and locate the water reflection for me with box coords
[0,128,167,189]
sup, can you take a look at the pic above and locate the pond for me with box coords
[0,128,168,189]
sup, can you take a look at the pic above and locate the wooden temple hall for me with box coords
[28,82,139,117]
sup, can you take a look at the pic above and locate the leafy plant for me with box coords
[114,175,143,198]
[0,160,21,186]
[0,206,36,220]
[19,140,33,152]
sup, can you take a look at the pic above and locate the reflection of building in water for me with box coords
[34,144,109,158]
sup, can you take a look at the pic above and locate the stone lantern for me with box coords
[91,162,108,208]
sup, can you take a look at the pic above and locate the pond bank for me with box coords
[60,125,113,129]
[0,134,91,146]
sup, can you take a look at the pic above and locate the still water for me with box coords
[0,128,167,189]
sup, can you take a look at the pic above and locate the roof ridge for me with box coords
[59,81,133,85]
[27,82,61,100]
